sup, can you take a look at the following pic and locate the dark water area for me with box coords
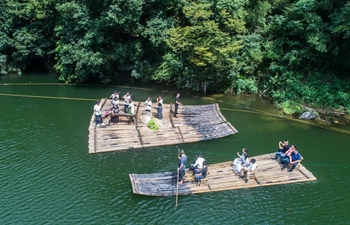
[1,73,349,224]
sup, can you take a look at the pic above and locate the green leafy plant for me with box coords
[276,100,303,115]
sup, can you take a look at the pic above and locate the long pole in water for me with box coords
[175,147,180,210]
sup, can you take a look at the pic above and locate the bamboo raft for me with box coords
[129,153,317,196]
[88,98,238,154]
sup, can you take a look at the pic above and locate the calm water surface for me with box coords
[1,74,349,224]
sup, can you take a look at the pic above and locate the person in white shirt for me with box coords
[112,97,119,109]
[128,98,135,115]
[241,158,257,183]
[127,98,135,124]
[233,148,249,175]
[123,92,131,113]
[157,96,163,106]
[145,97,152,112]
[94,101,105,127]
[109,90,119,100]
[189,153,205,174]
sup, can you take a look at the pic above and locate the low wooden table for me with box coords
[108,113,135,124]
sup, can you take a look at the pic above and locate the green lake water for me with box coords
[1,73,349,224]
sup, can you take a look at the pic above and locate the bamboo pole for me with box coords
[94,127,97,152]
[135,101,141,129]
[175,147,180,210]
[177,126,185,143]
[169,113,175,128]
[137,129,144,146]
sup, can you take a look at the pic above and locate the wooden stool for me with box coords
[287,156,303,171]
[199,168,210,186]
[200,178,209,186]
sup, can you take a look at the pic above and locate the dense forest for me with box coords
[1,0,350,114]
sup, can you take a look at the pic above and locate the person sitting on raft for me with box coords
[104,97,120,118]
[282,148,301,172]
[280,144,296,164]
[108,105,120,125]
[240,158,257,183]
[189,153,205,174]
[233,148,249,175]
[275,140,290,161]
[195,161,208,186]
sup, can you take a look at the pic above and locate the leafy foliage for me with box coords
[1,0,350,113]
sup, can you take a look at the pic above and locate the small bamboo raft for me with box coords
[88,98,238,154]
[129,153,317,196]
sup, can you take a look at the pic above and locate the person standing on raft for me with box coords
[174,93,181,118]
[177,149,187,185]
[94,101,105,127]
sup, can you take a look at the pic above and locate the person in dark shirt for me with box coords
[195,161,208,185]
[154,102,163,120]
[174,93,181,118]
[177,149,187,185]
[275,140,289,161]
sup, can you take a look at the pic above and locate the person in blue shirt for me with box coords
[154,102,163,125]
[177,149,187,185]
[282,148,301,171]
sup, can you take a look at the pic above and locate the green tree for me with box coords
[0,0,57,73]
[165,1,245,91]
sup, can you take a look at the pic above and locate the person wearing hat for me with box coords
[195,161,208,185]
[177,150,187,185]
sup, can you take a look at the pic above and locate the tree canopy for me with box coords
[1,0,350,113]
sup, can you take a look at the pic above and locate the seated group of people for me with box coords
[232,148,257,183]
[189,153,208,185]
[275,140,302,172]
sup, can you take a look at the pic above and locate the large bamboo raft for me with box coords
[129,153,317,196]
[88,98,238,154]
